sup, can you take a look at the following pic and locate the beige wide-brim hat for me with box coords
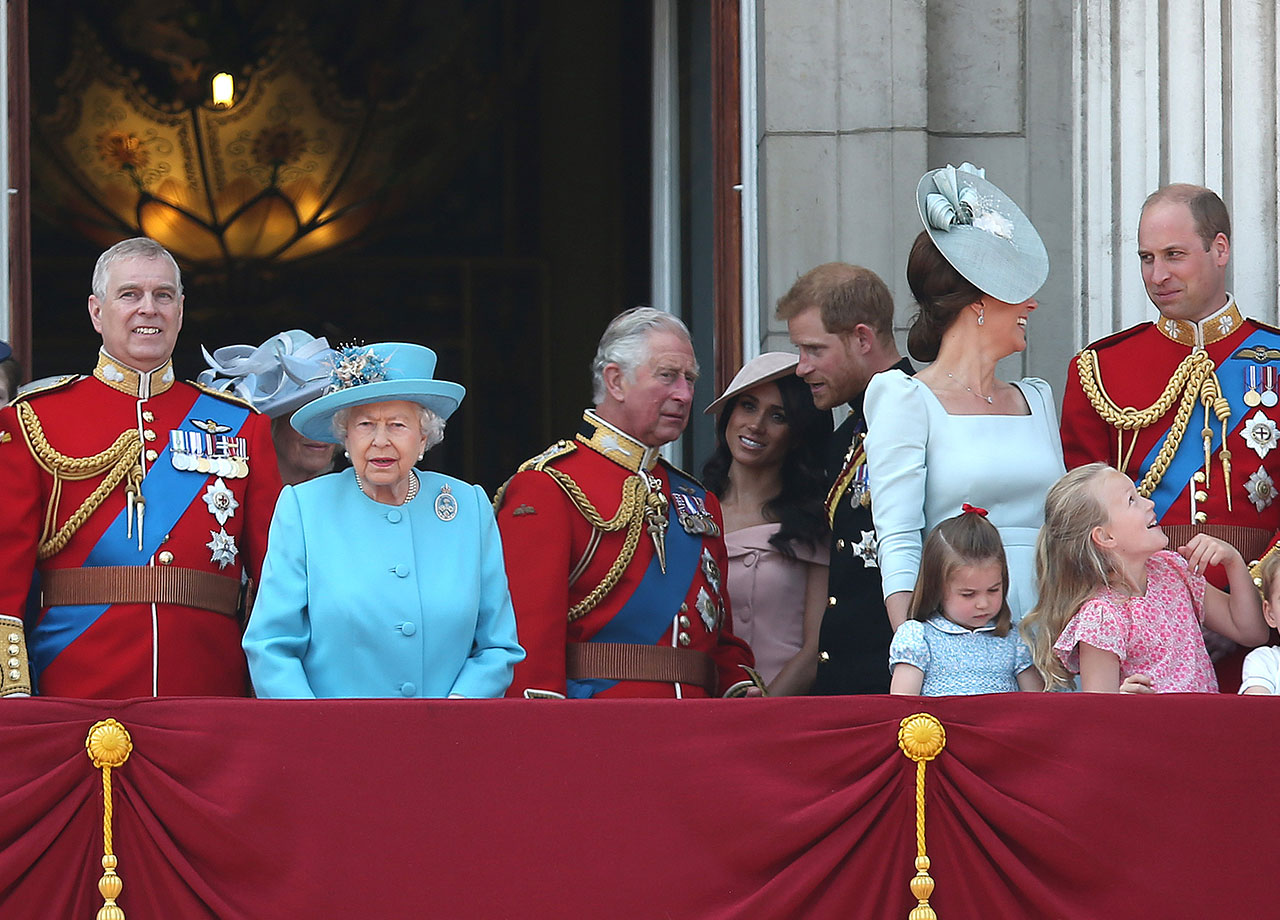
[704,351,799,416]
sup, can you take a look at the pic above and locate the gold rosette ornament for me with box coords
[898,713,947,920]
[86,719,134,920]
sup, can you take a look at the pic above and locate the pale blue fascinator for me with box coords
[915,163,1049,305]
[198,330,338,420]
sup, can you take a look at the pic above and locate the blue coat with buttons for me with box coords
[243,469,524,698]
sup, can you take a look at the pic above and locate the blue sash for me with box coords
[1139,328,1277,520]
[28,393,250,686]
[567,468,709,698]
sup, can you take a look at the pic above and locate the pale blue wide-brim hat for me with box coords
[198,329,337,420]
[290,342,465,444]
[915,163,1049,305]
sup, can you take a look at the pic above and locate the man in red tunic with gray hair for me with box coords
[0,238,281,698]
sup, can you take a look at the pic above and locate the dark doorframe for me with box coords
[710,0,742,395]
[7,0,31,373]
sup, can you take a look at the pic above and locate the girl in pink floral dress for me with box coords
[1023,463,1268,692]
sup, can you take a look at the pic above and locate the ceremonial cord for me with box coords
[1075,349,1219,497]
[543,467,647,622]
[16,402,143,559]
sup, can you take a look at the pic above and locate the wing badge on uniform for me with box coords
[190,418,233,435]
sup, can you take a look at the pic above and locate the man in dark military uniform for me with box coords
[496,307,755,699]
[1061,185,1280,688]
[779,263,912,694]
[0,238,282,698]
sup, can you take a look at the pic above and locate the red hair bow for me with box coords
[961,503,988,517]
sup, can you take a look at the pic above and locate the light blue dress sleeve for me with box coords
[242,486,317,698]
[1014,633,1034,675]
[864,370,929,599]
[888,619,930,676]
[448,484,526,698]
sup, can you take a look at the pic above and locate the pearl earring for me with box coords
[344,450,350,459]
[977,308,985,326]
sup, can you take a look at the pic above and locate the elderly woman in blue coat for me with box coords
[243,342,525,698]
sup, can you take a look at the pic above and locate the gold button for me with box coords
[145,449,159,462]
[828,596,837,607]
[158,551,174,565]
[142,411,154,422]
[680,602,688,613]
[678,615,691,629]
[678,632,691,646]
[144,429,156,442]
[836,539,846,550]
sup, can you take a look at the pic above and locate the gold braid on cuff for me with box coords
[0,615,31,697]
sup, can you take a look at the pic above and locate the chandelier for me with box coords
[34,25,414,268]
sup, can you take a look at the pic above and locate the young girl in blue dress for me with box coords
[889,506,1044,695]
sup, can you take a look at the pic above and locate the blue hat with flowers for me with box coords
[915,162,1048,305]
[289,342,465,444]
[198,330,337,420]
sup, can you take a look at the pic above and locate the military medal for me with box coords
[673,491,720,537]
[849,463,870,508]
[700,548,722,597]
[170,429,248,478]
[850,529,879,568]
[1246,467,1276,512]
[1244,410,1279,459]
[1245,365,1263,408]
[1264,367,1279,408]
[202,477,240,525]
[206,528,239,569]
[434,483,458,521]
[695,586,722,632]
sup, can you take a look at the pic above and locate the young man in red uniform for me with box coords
[0,238,282,698]
[496,308,755,698]
[1060,186,1280,687]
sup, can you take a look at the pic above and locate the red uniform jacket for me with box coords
[0,353,282,698]
[497,411,754,698]
[1060,303,1280,577]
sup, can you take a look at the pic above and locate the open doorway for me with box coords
[25,0,660,491]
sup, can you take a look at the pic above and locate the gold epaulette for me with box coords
[11,375,81,404]
[493,440,578,510]
[520,439,577,472]
[188,380,258,411]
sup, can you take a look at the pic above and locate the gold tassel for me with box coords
[86,719,133,920]
[898,713,947,920]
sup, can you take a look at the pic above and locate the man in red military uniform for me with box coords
[496,307,755,698]
[1061,185,1280,686]
[0,238,282,698]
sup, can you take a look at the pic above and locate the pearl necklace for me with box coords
[946,372,994,405]
[355,470,420,504]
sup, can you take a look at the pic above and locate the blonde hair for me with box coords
[908,510,1013,637]
[1257,552,1280,601]
[1021,463,1127,690]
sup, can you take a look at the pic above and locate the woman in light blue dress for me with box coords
[866,164,1065,630]
[243,342,524,698]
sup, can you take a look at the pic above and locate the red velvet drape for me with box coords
[0,695,1273,918]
